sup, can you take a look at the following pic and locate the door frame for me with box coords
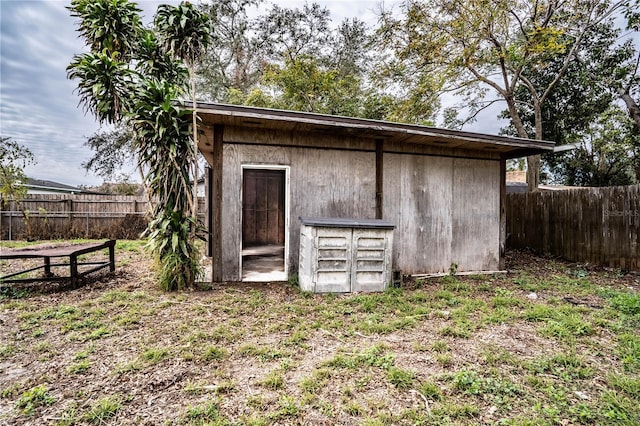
[239,164,290,280]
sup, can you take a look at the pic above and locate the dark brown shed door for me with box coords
[242,169,285,247]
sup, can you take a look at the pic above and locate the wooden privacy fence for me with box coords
[507,185,640,271]
[0,194,206,241]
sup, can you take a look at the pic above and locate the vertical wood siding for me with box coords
[506,185,640,271]
[221,143,376,281]
[384,155,500,274]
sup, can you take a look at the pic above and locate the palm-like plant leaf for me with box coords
[67,51,136,125]
[154,3,211,67]
[136,29,189,86]
[68,0,142,60]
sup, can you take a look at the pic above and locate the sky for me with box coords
[0,0,383,187]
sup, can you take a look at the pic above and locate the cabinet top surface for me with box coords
[299,217,395,229]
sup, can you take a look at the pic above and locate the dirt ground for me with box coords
[1,245,639,425]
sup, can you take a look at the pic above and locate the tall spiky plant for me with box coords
[67,0,202,290]
[130,79,201,290]
[155,3,211,223]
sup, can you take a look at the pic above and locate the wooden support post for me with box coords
[375,139,384,220]
[43,257,52,277]
[109,243,115,273]
[67,198,73,223]
[212,125,224,282]
[70,254,78,288]
[205,166,213,257]
[499,155,507,270]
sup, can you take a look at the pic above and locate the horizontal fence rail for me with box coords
[506,185,640,271]
[0,194,206,241]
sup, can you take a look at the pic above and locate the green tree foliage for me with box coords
[244,55,363,115]
[67,0,209,290]
[82,127,134,181]
[196,1,429,122]
[553,107,640,185]
[499,20,627,180]
[0,137,36,238]
[196,0,264,102]
[378,0,627,190]
[254,2,332,63]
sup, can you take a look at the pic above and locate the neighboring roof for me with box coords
[194,102,555,159]
[506,182,586,193]
[506,182,529,193]
[22,178,100,194]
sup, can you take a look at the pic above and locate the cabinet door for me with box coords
[314,227,352,293]
[351,229,389,292]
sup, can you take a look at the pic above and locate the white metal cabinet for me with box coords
[298,217,394,293]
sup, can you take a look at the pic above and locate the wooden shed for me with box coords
[195,103,554,282]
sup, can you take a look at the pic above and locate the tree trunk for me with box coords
[526,155,541,191]
[527,101,544,192]
[621,91,640,130]
[505,95,541,192]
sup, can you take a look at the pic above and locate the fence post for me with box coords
[67,198,73,235]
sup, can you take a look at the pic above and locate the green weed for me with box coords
[419,381,442,401]
[323,344,394,370]
[597,390,640,425]
[608,374,640,398]
[16,385,55,414]
[432,402,479,419]
[184,401,222,423]
[618,333,640,371]
[271,395,300,420]
[202,345,227,362]
[343,401,363,416]
[436,353,453,367]
[85,395,122,424]
[261,370,284,390]
[431,340,449,353]
[54,403,80,426]
[527,352,593,380]
[67,360,90,374]
[141,347,169,364]
[387,366,414,389]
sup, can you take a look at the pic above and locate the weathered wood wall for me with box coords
[506,185,640,271]
[384,155,500,274]
[207,125,502,280]
[0,194,206,240]
[219,131,377,281]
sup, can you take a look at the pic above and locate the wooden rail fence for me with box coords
[0,194,206,241]
[506,185,640,271]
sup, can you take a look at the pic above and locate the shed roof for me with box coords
[194,102,554,159]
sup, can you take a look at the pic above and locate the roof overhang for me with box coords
[191,102,555,159]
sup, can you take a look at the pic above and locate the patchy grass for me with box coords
[0,248,638,424]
